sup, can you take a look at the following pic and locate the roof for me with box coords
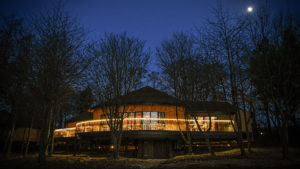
[66,112,93,123]
[93,86,180,108]
[188,101,235,113]
[92,86,235,113]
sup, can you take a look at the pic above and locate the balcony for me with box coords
[54,118,234,138]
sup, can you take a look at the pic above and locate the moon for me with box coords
[247,6,253,12]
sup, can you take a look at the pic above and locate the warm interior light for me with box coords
[55,118,234,138]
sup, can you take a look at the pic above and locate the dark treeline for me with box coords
[0,2,299,163]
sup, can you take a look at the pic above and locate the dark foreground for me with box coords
[1,148,300,169]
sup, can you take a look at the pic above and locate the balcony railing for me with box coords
[54,118,234,138]
[54,127,76,138]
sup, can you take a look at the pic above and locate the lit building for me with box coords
[54,86,251,158]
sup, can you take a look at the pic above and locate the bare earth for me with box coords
[1,148,300,169]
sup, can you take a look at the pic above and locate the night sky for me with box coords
[1,0,299,71]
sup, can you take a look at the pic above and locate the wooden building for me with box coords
[54,86,252,158]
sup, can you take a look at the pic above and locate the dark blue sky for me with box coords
[1,0,300,71]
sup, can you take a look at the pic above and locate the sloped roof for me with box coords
[188,101,235,113]
[93,86,180,108]
[92,86,234,113]
[119,86,179,104]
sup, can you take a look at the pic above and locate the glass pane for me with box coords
[159,112,165,118]
[143,112,151,130]
[126,112,134,130]
[151,112,158,130]
[136,112,142,118]
[157,112,165,130]
[143,112,150,118]
[129,112,135,118]
[151,112,158,118]
[135,112,142,130]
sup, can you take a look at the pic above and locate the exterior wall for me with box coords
[66,122,77,128]
[92,105,185,120]
[91,105,236,132]
[222,110,252,133]
[92,105,186,130]
[58,104,252,139]
[239,110,252,132]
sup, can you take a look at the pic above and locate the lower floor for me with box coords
[54,131,247,158]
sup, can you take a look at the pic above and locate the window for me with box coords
[193,116,217,131]
[118,112,166,131]
[128,112,135,130]
[143,112,151,130]
[135,112,142,130]
[157,112,165,130]
[151,112,158,130]
[158,112,165,118]
[141,112,165,130]
[100,114,107,131]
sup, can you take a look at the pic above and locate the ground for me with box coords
[1,148,300,169]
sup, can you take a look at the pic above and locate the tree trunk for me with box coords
[188,141,193,154]
[112,132,120,159]
[48,118,56,157]
[243,109,251,152]
[175,106,192,154]
[236,106,246,156]
[38,127,47,165]
[249,102,258,140]
[245,121,251,153]
[38,107,53,164]
[21,128,27,156]
[24,116,34,158]
[281,118,289,159]
[5,115,16,158]
[45,109,54,156]
[235,111,246,156]
[48,130,55,157]
[263,101,272,135]
[193,116,214,156]
[4,128,12,152]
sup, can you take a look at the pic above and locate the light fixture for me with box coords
[247,6,253,12]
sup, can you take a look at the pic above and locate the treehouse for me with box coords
[54,86,251,158]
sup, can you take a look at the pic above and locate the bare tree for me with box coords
[196,3,250,156]
[145,71,165,90]
[89,32,149,159]
[250,26,300,159]
[246,2,274,138]
[157,32,197,154]
[192,113,214,156]
[247,2,300,159]
[31,4,89,164]
[158,32,218,155]
[75,86,94,114]
[0,15,34,158]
